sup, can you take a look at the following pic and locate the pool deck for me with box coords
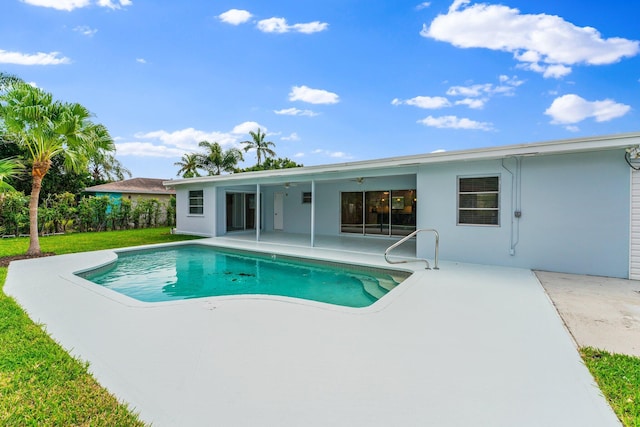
[5,237,621,427]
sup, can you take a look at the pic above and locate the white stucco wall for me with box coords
[416,149,630,277]
[174,184,216,237]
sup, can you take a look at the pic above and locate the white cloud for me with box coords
[394,75,522,113]
[120,123,276,159]
[293,152,305,158]
[97,0,131,9]
[115,142,184,158]
[312,149,352,159]
[231,121,266,135]
[0,50,70,65]
[455,98,485,109]
[281,133,300,141]
[136,58,146,64]
[291,21,329,34]
[391,96,451,109]
[416,2,431,10]
[418,115,493,130]
[274,107,319,117]
[21,0,90,11]
[422,0,639,78]
[289,85,339,104]
[257,17,328,34]
[446,83,491,97]
[73,25,97,37]
[544,94,631,125]
[22,0,130,10]
[218,9,252,25]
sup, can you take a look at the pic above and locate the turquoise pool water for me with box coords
[79,245,410,307]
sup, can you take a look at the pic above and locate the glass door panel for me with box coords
[390,190,416,236]
[245,194,255,230]
[341,192,363,233]
[365,191,389,235]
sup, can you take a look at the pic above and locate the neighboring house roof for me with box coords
[164,132,640,188]
[85,178,176,195]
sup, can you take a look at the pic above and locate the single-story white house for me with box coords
[165,132,640,279]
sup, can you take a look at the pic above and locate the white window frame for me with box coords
[457,176,500,226]
[188,190,204,215]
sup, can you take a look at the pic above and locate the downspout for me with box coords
[501,157,522,256]
[311,179,316,247]
[256,183,261,242]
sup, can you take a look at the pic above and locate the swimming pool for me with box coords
[78,244,411,307]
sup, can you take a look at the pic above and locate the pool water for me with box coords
[79,245,410,307]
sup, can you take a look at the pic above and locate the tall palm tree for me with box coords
[174,153,202,178]
[0,82,114,255]
[240,128,276,167]
[0,157,23,192]
[198,140,243,175]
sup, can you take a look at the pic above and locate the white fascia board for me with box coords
[164,132,640,188]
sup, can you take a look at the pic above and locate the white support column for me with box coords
[256,183,261,242]
[310,179,315,247]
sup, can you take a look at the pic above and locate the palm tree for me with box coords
[0,82,114,255]
[198,140,243,175]
[0,72,23,90]
[88,149,132,183]
[174,153,202,178]
[240,128,276,167]
[0,157,23,192]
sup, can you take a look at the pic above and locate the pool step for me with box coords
[359,277,387,300]
[377,276,398,292]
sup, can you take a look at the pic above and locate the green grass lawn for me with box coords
[0,228,201,426]
[581,347,640,427]
[1,229,639,426]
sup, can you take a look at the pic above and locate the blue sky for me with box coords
[2,0,639,179]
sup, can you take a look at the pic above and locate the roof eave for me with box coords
[164,132,640,187]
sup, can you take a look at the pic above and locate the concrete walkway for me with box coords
[5,239,621,426]
[537,271,640,357]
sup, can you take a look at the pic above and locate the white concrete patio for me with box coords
[5,236,620,427]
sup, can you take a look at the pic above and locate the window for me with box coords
[458,176,499,225]
[302,192,312,204]
[189,190,204,215]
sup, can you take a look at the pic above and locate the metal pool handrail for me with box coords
[384,228,439,270]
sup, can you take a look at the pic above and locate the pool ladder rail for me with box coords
[384,228,439,270]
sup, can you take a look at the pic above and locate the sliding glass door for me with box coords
[341,189,416,236]
[226,192,257,232]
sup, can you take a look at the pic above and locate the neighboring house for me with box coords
[85,177,176,219]
[85,177,176,203]
[165,132,640,279]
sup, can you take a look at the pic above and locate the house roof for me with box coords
[164,132,640,188]
[85,178,176,195]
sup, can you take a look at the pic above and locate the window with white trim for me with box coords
[458,176,499,225]
[189,190,204,215]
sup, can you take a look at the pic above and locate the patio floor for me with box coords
[5,236,620,427]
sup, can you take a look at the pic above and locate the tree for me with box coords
[0,157,23,192]
[0,72,22,90]
[0,82,115,255]
[174,153,202,178]
[88,150,132,183]
[198,140,243,175]
[240,128,276,167]
[236,157,303,172]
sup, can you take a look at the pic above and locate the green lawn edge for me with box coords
[581,347,640,427]
[0,228,202,426]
